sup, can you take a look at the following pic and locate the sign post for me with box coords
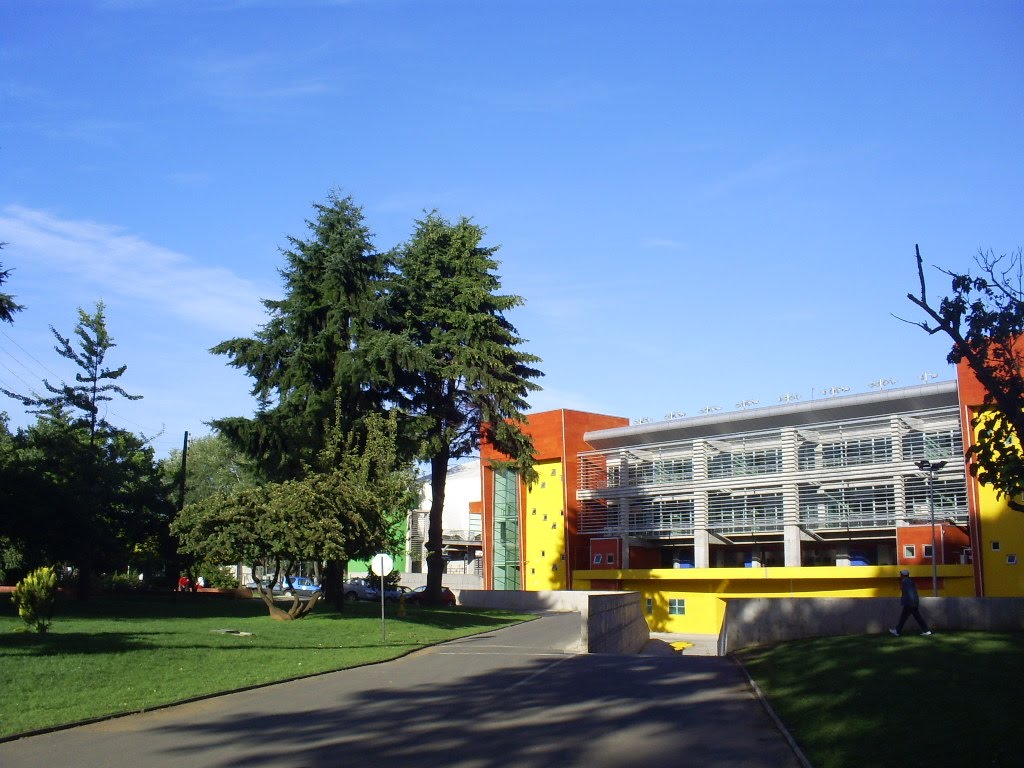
[370,553,394,642]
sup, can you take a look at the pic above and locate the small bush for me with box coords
[12,566,57,633]
[100,572,141,592]
[198,565,242,590]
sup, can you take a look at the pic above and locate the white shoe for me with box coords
[921,631,933,636]
[888,628,900,637]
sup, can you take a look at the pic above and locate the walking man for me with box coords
[890,569,932,637]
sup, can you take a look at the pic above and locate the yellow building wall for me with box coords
[523,459,568,591]
[970,413,1024,596]
[575,564,975,634]
[976,482,1024,596]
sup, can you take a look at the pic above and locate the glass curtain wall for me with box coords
[492,468,521,590]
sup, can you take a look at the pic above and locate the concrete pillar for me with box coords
[693,442,710,568]
[781,428,803,567]
[836,542,851,566]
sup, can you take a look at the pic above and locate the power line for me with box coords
[0,328,62,383]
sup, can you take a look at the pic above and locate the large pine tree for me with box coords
[388,212,542,601]
[211,194,398,606]
[211,193,389,481]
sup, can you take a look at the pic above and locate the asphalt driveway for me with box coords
[0,612,802,767]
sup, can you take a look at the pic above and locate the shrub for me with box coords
[99,572,142,592]
[12,566,57,633]
[198,564,242,590]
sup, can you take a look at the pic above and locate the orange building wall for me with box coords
[896,524,971,565]
[480,409,628,589]
[589,538,621,569]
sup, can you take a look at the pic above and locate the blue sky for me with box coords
[1,0,1021,457]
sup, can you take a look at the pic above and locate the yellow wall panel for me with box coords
[970,413,1024,596]
[523,459,567,591]
[976,483,1024,596]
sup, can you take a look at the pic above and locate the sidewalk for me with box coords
[0,613,804,768]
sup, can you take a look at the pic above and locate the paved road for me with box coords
[0,613,802,768]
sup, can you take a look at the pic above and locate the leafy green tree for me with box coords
[0,415,28,581]
[0,243,25,323]
[387,212,542,601]
[157,433,260,587]
[0,304,171,595]
[905,244,1024,511]
[211,193,389,481]
[172,410,416,619]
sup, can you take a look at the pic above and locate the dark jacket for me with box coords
[900,575,920,608]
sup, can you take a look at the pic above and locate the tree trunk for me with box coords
[255,587,322,620]
[424,449,450,604]
[75,561,92,601]
[322,559,346,611]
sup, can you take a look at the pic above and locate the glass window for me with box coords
[798,442,818,470]
[822,437,892,468]
[653,457,693,483]
[668,598,685,615]
[903,545,916,558]
[708,448,782,479]
[902,428,963,461]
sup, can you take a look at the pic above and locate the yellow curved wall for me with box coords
[575,564,975,633]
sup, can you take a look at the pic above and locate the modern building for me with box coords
[407,459,484,577]
[479,371,1024,635]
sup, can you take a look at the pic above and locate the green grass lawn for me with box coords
[738,631,1024,768]
[0,593,531,739]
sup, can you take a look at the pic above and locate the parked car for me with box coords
[342,577,376,601]
[281,577,320,595]
[367,584,413,602]
[245,575,277,592]
[404,585,457,607]
[246,576,319,596]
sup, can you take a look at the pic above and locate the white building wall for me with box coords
[406,458,483,574]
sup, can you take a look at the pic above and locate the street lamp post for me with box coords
[915,459,948,596]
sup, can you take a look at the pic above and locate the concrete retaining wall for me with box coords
[583,592,650,654]
[459,590,649,654]
[397,573,483,591]
[720,597,1024,655]
[458,589,589,613]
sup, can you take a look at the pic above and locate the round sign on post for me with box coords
[371,553,394,577]
[370,553,394,642]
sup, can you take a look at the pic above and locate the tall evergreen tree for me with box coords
[2,301,142,446]
[0,243,25,323]
[211,193,389,481]
[211,193,401,605]
[388,212,542,601]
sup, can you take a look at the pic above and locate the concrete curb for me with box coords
[731,655,815,768]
